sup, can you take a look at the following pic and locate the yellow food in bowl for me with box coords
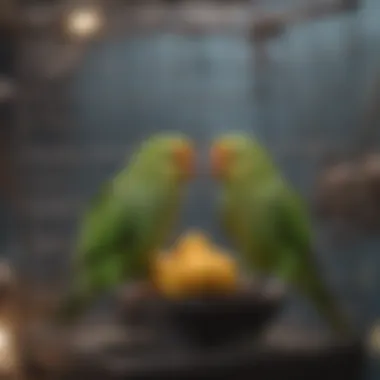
[203,252,238,293]
[153,254,183,298]
[153,231,239,298]
[174,230,213,257]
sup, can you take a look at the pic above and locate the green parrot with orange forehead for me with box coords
[210,133,352,336]
[58,133,195,322]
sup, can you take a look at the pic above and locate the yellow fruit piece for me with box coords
[174,230,213,257]
[176,253,214,295]
[153,254,182,299]
[153,231,240,298]
[206,253,239,293]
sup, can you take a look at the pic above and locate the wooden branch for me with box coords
[2,0,361,39]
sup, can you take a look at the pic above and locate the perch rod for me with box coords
[0,0,361,39]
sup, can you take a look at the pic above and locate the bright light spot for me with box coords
[0,328,10,352]
[66,7,104,39]
[0,324,14,371]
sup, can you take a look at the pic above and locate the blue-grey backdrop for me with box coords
[7,0,380,378]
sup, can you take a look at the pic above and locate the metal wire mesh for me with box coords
[11,0,380,337]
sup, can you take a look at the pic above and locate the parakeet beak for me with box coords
[211,144,229,179]
[175,144,195,180]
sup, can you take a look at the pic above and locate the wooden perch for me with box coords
[0,0,361,40]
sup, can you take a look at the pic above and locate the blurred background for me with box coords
[1,0,380,378]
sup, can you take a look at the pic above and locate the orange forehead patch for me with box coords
[210,142,232,178]
[173,141,195,178]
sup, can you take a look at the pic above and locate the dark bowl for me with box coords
[162,281,286,348]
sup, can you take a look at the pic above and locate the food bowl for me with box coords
[162,280,286,348]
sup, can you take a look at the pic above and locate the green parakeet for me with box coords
[58,133,195,322]
[210,133,352,336]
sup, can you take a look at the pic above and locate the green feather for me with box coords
[57,133,191,323]
[215,133,353,337]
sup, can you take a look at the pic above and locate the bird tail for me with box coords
[299,260,353,337]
